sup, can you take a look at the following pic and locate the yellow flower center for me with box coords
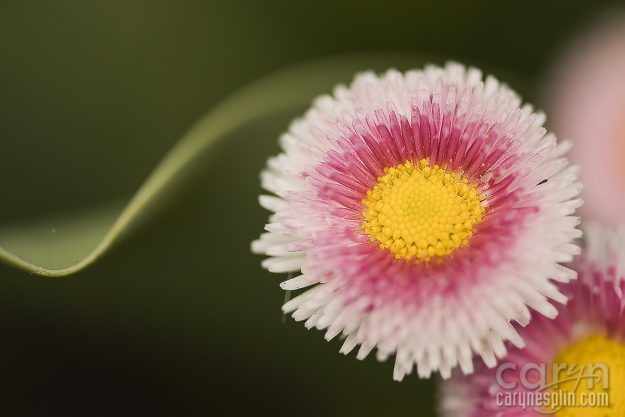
[361,159,485,262]
[548,334,625,417]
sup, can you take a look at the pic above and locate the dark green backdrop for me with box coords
[0,1,617,415]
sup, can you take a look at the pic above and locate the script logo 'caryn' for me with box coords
[494,362,610,414]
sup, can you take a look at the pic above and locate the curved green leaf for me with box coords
[0,52,435,277]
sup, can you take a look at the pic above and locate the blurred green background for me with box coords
[0,0,618,415]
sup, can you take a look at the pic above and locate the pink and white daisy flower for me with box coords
[252,63,582,380]
[546,12,625,225]
[439,225,625,417]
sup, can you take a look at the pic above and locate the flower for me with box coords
[252,63,582,380]
[546,12,625,225]
[439,225,625,417]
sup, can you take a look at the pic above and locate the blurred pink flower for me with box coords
[547,12,625,225]
[439,225,625,417]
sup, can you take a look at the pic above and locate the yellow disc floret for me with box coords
[361,159,485,262]
[548,334,625,417]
